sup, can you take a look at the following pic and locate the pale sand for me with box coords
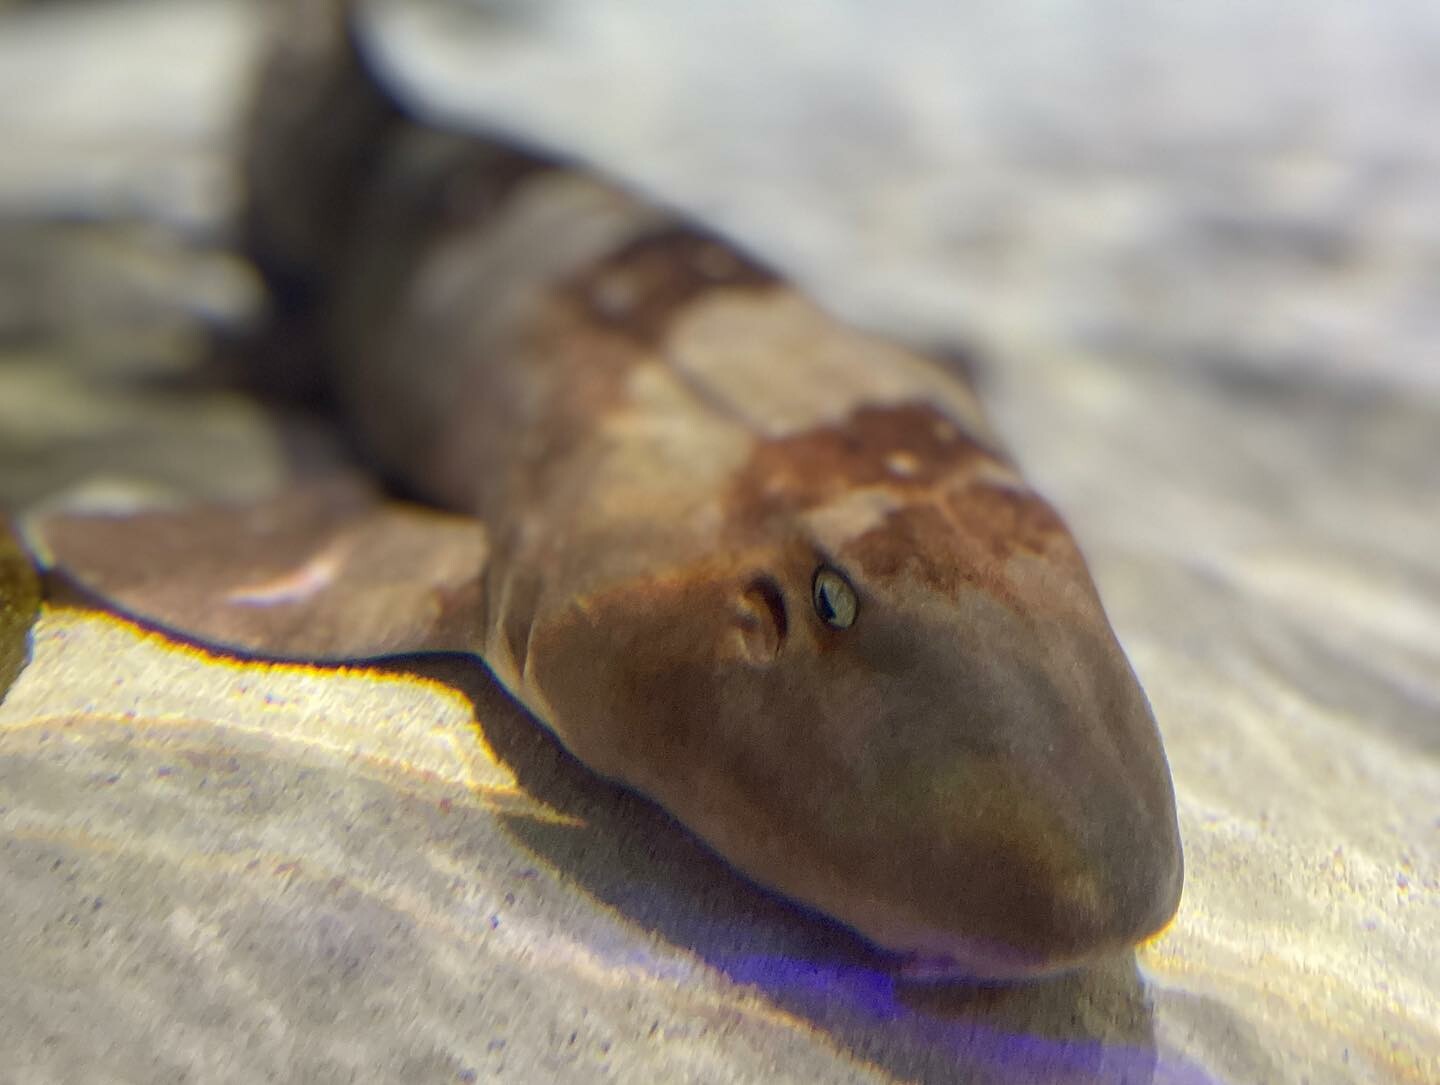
[1,2,1437,1082]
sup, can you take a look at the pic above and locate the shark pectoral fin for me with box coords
[25,480,488,662]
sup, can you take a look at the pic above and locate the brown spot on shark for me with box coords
[568,225,779,345]
[725,402,999,524]
[838,487,1091,618]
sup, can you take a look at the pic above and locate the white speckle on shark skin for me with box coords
[801,487,904,555]
[885,451,920,478]
[966,458,1029,493]
[225,550,344,606]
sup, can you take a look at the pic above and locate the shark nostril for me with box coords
[735,575,788,662]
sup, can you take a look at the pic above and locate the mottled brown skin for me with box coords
[0,518,40,703]
[231,0,1185,980]
[519,397,1181,977]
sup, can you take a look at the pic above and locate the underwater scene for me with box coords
[0,2,1436,1082]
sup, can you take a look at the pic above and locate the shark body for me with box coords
[37,0,1183,981]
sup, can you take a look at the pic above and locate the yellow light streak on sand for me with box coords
[0,606,583,827]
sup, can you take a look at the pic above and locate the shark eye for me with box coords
[812,566,858,630]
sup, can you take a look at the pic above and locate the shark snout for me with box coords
[861,602,1185,979]
[881,708,1183,981]
[999,777,1183,972]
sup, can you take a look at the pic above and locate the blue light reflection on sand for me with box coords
[715,954,1223,1085]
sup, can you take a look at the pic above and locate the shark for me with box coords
[27,0,1182,981]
